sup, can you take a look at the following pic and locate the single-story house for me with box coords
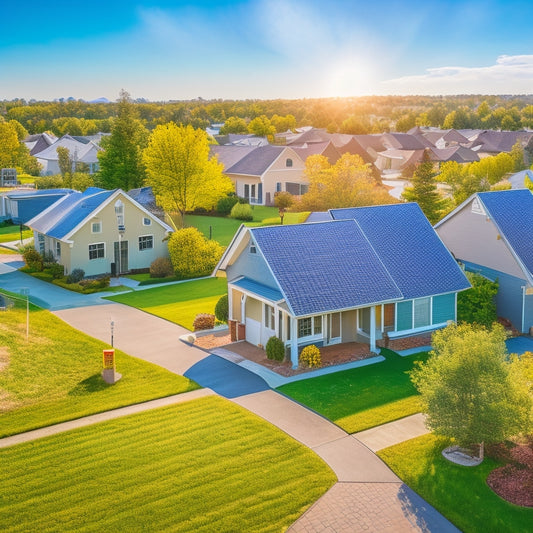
[211,145,308,205]
[26,188,173,277]
[215,202,470,368]
[0,188,74,224]
[435,189,533,333]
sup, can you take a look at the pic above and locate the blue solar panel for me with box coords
[250,220,402,317]
[478,190,533,277]
[330,203,470,299]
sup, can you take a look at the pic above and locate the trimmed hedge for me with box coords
[266,336,285,361]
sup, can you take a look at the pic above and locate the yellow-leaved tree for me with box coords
[143,123,233,225]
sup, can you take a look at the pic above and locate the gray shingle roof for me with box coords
[225,145,287,176]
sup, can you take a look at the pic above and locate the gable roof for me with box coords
[249,220,402,316]
[27,188,172,241]
[291,141,340,163]
[381,133,427,151]
[468,130,533,153]
[224,145,295,176]
[210,145,257,170]
[330,203,470,299]
[474,189,533,280]
[33,134,101,163]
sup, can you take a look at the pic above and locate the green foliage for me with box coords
[216,193,240,215]
[266,336,285,361]
[48,262,64,279]
[97,90,148,190]
[149,256,174,278]
[168,227,223,280]
[299,345,322,368]
[193,313,215,331]
[458,272,498,327]
[214,294,229,323]
[0,397,335,532]
[71,172,94,192]
[219,116,248,134]
[402,149,445,224]
[525,174,533,191]
[56,145,72,181]
[34,174,64,189]
[66,268,85,284]
[411,323,531,454]
[274,191,294,224]
[22,248,43,271]
[247,115,276,138]
[230,202,254,221]
[144,123,233,218]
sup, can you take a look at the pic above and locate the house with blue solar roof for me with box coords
[436,189,533,333]
[26,188,173,277]
[215,203,470,368]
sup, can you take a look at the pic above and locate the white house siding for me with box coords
[436,198,524,279]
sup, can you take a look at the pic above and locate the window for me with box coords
[89,243,105,260]
[314,316,322,335]
[264,304,275,329]
[138,235,153,251]
[37,233,45,254]
[298,317,312,338]
[414,298,431,328]
[143,217,152,226]
[91,221,102,233]
[276,182,282,192]
[286,158,293,167]
[55,241,61,258]
[249,243,257,254]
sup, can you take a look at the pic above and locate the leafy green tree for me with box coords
[274,191,293,225]
[97,90,148,190]
[71,172,95,192]
[219,116,248,135]
[167,227,223,280]
[299,153,394,211]
[247,115,275,138]
[270,114,296,133]
[457,272,498,327]
[510,140,526,172]
[402,149,444,223]
[411,323,531,460]
[56,146,72,186]
[143,123,233,224]
[0,121,21,168]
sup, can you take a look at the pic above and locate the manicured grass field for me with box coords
[278,349,430,433]
[378,434,533,533]
[0,224,32,244]
[0,396,336,532]
[0,294,199,437]
[106,277,228,330]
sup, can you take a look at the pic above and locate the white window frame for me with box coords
[91,221,102,234]
[89,242,105,260]
[55,240,61,258]
[142,217,152,226]
[297,316,323,340]
[138,235,154,251]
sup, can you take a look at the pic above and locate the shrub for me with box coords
[458,272,498,327]
[48,263,64,279]
[150,257,174,278]
[214,294,229,323]
[66,268,85,284]
[22,248,43,271]
[168,227,223,280]
[34,175,64,190]
[266,336,285,361]
[193,313,215,331]
[216,194,240,216]
[230,202,253,221]
[299,345,322,368]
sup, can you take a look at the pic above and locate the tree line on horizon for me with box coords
[2,93,533,137]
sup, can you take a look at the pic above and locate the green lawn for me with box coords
[106,276,228,330]
[0,294,199,437]
[184,208,310,247]
[0,396,336,532]
[0,224,32,244]
[278,349,430,433]
[378,434,533,533]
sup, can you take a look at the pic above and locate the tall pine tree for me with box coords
[402,148,444,224]
[97,90,148,191]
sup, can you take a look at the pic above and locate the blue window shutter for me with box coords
[258,183,263,204]
[396,301,413,331]
[432,293,455,324]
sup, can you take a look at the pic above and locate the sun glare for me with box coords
[324,59,376,97]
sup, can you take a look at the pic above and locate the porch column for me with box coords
[240,294,247,324]
[228,288,233,321]
[290,317,298,369]
[370,305,376,353]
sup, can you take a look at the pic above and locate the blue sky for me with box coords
[1,0,532,101]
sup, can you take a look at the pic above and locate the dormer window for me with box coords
[286,158,293,167]
[143,217,152,226]
[91,221,102,233]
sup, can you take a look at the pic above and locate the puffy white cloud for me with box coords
[381,55,533,94]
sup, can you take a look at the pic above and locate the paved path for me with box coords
[0,270,458,532]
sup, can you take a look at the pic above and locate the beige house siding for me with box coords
[341,310,358,342]
[245,297,262,322]
[436,198,524,279]
[231,288,242,322]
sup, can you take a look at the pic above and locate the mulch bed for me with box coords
[486,440,533,507]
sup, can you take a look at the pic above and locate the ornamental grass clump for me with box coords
[300,345,322,368]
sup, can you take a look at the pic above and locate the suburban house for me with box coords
[435,189,533,333]
[215,203,470,368]
[211,145,308,205]
[32,134,104,175]
[0,188,74,224]
[26,188,173,277]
